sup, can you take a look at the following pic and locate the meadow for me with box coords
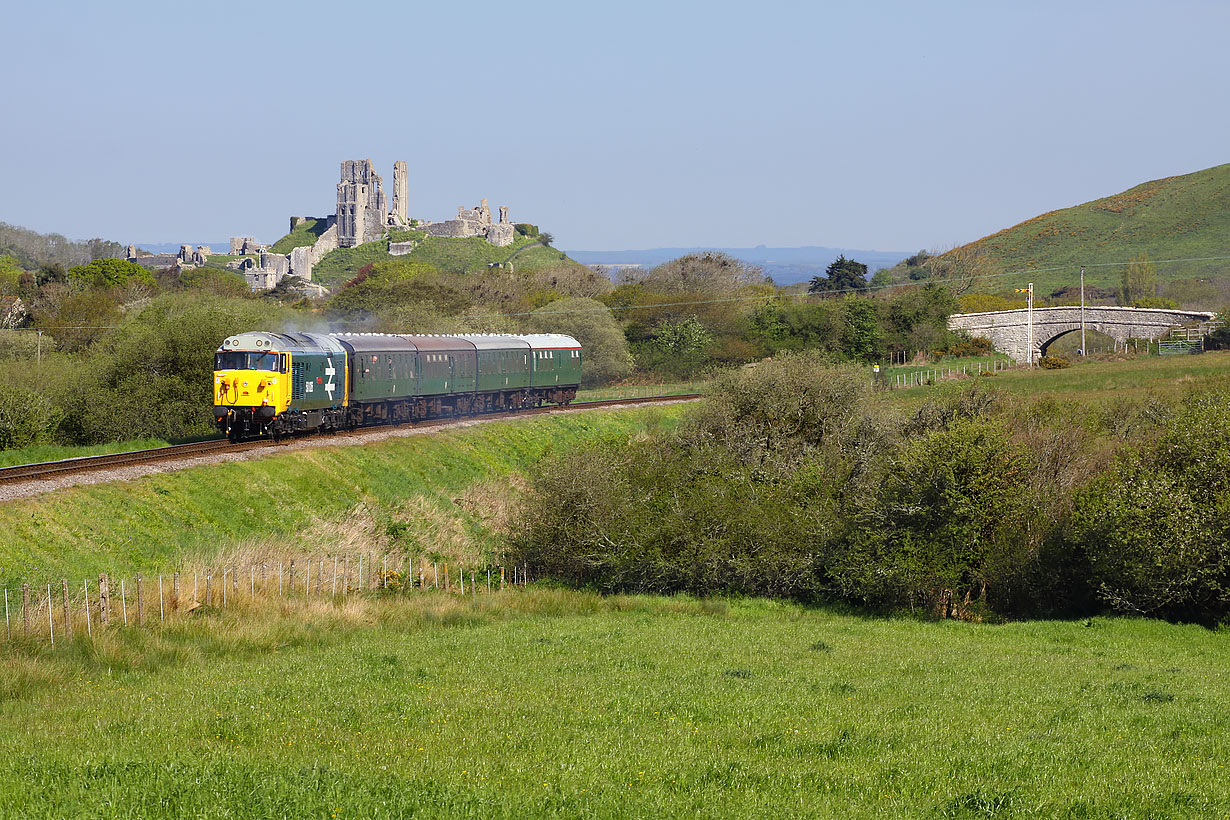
[2,354,1229,818]
[0,590,1225,819]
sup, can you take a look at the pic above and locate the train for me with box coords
[213,331,582,440]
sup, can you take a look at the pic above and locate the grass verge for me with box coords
[0,407,682,586]
[0,590,1225,818]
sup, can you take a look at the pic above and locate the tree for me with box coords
[632,252,767,295]
[538,233,555,247]
[1119,252,1158,305]
[528,297,632,385]
[66,258,156,290]
[924,245,997,296]
[808,255,868,294]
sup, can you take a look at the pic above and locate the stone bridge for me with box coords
[948,306,1217,362]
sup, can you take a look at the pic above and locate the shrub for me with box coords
[66,258,156,290]
[1039,355,1070,369]
[0,386,62,449]
[1071,387,1230,623]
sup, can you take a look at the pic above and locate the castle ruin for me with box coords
[224,158,526,292]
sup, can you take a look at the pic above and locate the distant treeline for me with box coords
[0,222,124,271]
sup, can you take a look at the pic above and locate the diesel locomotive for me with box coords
[213,331,582,440]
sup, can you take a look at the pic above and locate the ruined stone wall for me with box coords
[388,241,417,256]
[289,246,313,282]
[310,222,339,264]
[425,219,483,239]
[485,223,515,247]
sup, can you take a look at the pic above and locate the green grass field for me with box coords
[0,591,1225,819]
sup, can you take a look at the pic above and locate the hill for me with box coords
[567,245,912,285]
[879,163,1230,304]
[281,228,589,288]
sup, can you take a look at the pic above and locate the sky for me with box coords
[2,0,1227,253]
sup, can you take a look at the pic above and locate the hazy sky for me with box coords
[3,0,1227,252]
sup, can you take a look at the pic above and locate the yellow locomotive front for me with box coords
[213,334,291,440]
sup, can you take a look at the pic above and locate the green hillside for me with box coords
[884,163,1230,303]
[275,225,585,288]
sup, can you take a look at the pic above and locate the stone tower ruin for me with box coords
[391,161,409,226]
[336,159,388,248]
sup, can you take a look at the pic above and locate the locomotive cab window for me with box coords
[215,351,285,372]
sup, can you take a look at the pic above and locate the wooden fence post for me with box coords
[47,585,54,647]
[83,581,91,637]
[204,570,212,607]
[61,579,71,639]
[98,574,110,626]
[121,579,127,625]
[262,562,268,595]
[343,556,350,594]
[159,575,164,622]
[289,559,296,595]
[172,571,180,612]
[22,584,30,636]
[332,557,338,596]
[136,573,144,626]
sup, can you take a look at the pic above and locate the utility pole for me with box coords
[1016,283,1035,365]
[1028,282,1034,366]
[1080,265,1086,357]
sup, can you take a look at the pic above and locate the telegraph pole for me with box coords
[1028,282,1034,366]
[1080,265,1086,357]
[1015,283,1035,365]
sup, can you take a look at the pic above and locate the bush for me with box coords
[66,258,156,290]
[1072,388,1230,623]
[0,386,62,450]
[943,336,995,358]
[514,224,539,237]
[528,297,632,386]
[1039,355,1070,369]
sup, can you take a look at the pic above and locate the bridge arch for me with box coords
[947,306,1217,363]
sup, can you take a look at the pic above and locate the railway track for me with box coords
[0,394,702,485]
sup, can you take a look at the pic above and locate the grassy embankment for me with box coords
[0,591,1225,818]
[0,407,683,587]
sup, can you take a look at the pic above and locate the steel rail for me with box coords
[0,393,702,485]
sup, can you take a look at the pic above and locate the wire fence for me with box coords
[888,358,1011,388]
[0,555,532,646]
